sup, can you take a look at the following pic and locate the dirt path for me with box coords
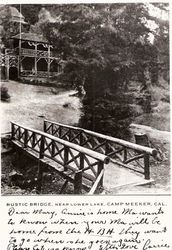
[1,81,81,133]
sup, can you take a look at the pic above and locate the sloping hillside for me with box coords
[127,77,170,132]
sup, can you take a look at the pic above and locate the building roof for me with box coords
[9,6,24,19]
[0,5,27,24]
[8,7,27,24]
[12,32,49,44]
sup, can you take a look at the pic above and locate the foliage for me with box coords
[1,85,10,101]
[38,3,168,137]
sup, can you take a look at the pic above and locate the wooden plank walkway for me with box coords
[103,161,154,193]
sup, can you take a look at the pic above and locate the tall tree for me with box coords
[39,3,168,137]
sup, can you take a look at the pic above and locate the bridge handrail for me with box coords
[11,122,109,164]
[44,120,157,157]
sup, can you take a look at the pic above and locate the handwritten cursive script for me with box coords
[5,201,170,250]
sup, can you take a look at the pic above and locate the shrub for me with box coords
[1,85,10,101]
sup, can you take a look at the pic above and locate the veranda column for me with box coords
[18,38,22,79]
[6,56,9,81]
[5,52,9,81]
[47,45,50,81]
[34,43,38,81]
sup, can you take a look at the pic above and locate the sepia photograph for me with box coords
[0,3,170,195]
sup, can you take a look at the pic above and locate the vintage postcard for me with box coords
[0,1,171,250]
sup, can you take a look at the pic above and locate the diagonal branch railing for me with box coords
[44,120,157,180]
[11,122,109,194]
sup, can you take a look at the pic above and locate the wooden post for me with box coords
[80,152,84,170]
[24,129,28,148]
[97,161,104,187]
[11,123,15,140]
[34,43,37,81]
[123,147,127,162]
[18,39,21,79]
[37,135,45,192]
[68,129,72,142]
[59,126,62,138]
[18,127,21,140]
[52,123,54,135]
[60,180,68,194]
[39,135,45,159]
[105,140,111,155]
[74,172,82,194]
[74,152,84,193]
[43,121,46,132]
[32,132,36,148]
[135,133,150,179]
[144,153,150,180]
[6,54,9,81]
[47,45,50,81]
[51,140,55,157]
[64,146,69,171]
[80,131,84,146]
[47,60,50,80]
[37,161,43,192]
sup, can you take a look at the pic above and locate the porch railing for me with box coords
[20,70,59,78]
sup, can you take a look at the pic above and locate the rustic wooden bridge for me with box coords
[10,121,157,194]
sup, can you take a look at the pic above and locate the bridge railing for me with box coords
[44,120,157,180]
[11,122,109,194]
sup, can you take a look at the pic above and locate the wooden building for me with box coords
[1,32,63,82]
[0,6,63,82]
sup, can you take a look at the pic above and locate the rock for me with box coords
[9,170,24,186]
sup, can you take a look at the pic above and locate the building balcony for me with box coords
[5,49,16,55]
[5,48,57,58]
[20,48,58,58]
[20,48,49,57]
